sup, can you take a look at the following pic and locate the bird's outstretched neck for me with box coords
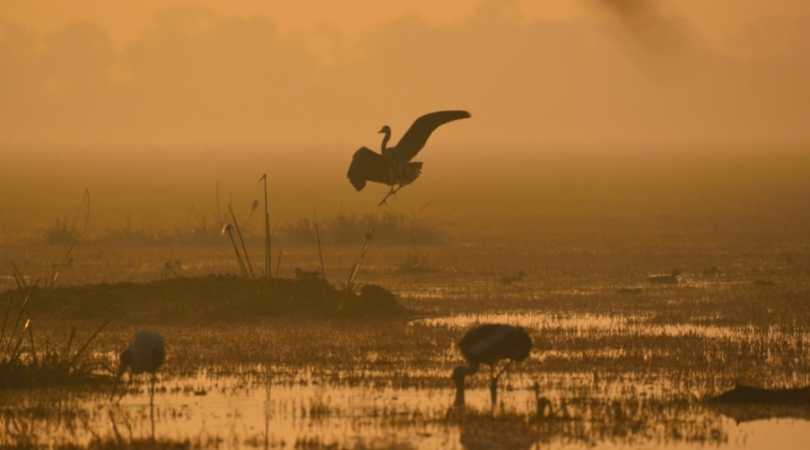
[380,127,392,155]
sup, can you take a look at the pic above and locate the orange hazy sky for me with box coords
[3,0,808,46]
[1,0,809,232]
[2,0,808,147]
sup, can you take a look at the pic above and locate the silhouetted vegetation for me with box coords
[283,212,446,245]
[708,384,810,404]
[6,275,405,322]
[1,287,109,389]
[36,212,445,246]
[44,218,80,246]
[100,218,223,245]
[0,352,107,390]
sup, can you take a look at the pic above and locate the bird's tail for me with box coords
[401,162,422,185]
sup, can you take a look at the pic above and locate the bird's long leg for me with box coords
[377,184,407,207]
[487,364,498,409]
[380,189,394,206]
[149,372,156,440]
[488,361,514,410]
[378,187,397,206]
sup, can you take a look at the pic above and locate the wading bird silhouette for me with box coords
[113,330,166,400]
[347,110,471,205]
[452,324,532,408]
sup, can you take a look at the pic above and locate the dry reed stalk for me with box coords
[27,321,37,366]
[0,293,15,350]
[229,203,255,278]
[10,319,31,361]
[10,262,27,291]
[314,210,326,278]
[48,242,76,288]
[259,174,272,280]
[48,189,90,288]
[68,319,111,369]
[222,224,249,278]
[216,181,223,225]
[5,281,38,354]
[346,227,374,290]
[63,326,76,361]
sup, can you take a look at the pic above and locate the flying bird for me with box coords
[347,110,471,205]
[452,324,533,407]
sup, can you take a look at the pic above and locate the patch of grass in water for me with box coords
[57,438,192,450]
[7,275,406,322]
[1,286,112,390]
[0,356,109,390]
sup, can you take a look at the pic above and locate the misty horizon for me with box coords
[2,0,809,149]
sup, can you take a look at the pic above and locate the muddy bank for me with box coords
[3,275,406,322]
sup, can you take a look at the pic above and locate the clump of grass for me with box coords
[0,282,111,390]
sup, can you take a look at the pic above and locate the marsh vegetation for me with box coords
[1,232,809,449]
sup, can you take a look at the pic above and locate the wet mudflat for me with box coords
[4,312,810,450]
[2,241,810,449]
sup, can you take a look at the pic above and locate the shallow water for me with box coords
[414,312,810,345]
[3,370,810,450]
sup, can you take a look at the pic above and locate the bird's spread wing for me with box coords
[347,147,390,191]
[392,110,471,162]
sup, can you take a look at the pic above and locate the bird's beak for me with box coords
[378,127,385,134]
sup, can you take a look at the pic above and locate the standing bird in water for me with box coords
[452,324,532,408]
[115,330,166,398]
[347,110,471,205]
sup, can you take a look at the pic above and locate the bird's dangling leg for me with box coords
[377,184,407,206]
[378,190,393,207]
[378,185,399,206]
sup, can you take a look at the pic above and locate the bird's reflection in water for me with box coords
[452,408,541,450]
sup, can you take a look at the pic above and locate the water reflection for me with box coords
[2,372,810,450]
[414,312,810,344]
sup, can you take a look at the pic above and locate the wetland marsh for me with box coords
[2,238,809,449]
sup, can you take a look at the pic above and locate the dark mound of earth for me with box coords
[3,275,405,322]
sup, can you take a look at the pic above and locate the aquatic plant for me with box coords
[0,278,110,389]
